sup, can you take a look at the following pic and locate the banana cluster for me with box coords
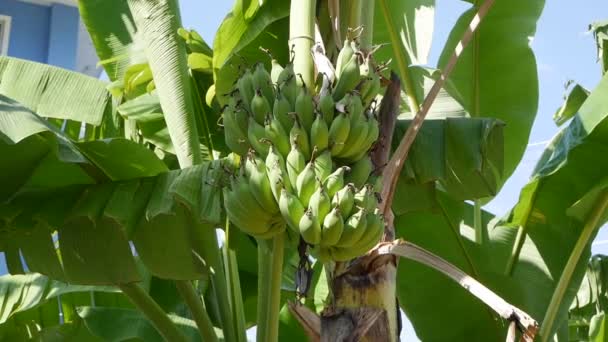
[223,40,385,261]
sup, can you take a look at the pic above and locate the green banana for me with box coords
[225,175,274,234]
[273,90,294,132]
[299,209,322,245]
[335,39,354,79]
[270,58,284,84]
[286,141,306,187]
[264,115,290,158]
[223,106,249,156]
[370,174,383,193]
[335,208,367,248]
[237,69,255,110]
[279,69,297,106]
[252,63,274,104]
[245,153,279,214]
[355,211,384,249]
[345,155,373,188]
[324,166,349,197]
[247,116,269,157]
[296,161,317,207]
[346,94,364,123]
[314,150,333,182]
[353,184,378,212]
[251,89,270,124]
[361,73,381,107]
[333,54,361,100]
[328,112,351,156]
[289,118,311,159]
[308,183,331,223]
[336,113,369,160]
[266,143,292,194]
[279,188,305,232]
[310,113,329,152]
[295,83,314,132]
[320,206,344,247]
[319,91,335,125]
[331,183,355,217]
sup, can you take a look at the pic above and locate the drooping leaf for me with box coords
[397,66,608,341]
[554,82,589,127]
[0,56,112,127]
[437,0,545,186]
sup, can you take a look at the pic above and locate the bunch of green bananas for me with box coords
[223,40,385,261]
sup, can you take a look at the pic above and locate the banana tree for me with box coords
[1,0,608,341]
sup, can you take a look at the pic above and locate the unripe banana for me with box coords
[245,153,279,214]
[308,184,331,223]
[253,63,274,104]
[264,115,290,158]
[370,174,383,193]
[223,106,249,156]
[324,166,349,197]
[335,208,367,248]
[310,113,329,151]
[346,94,364,123]
[251,90,270,124]
[247,116,269,157]
[286,141,306,187]
[237,69,255,110]
[225,175,274,234]
[329,112,351,155]
[299,209,322,245]
[273,90,294,132]
[361,73,381,107]
[335,39,354,79]
[362,116,380,152]
[331,183,355,217]
[289,118,311,159]
[319,91,335,125]
[333,54,361,100]
[355,211,384,249]
[336,114,369,160]
[266,144,292,199]
[279,188,305,232]
[234,106,249,136]
[279,64,297,106]
[314,150,333,182]
[295,84,314,132]
[296,161,317,207]
[353,184,378,212]
[321,206,344,247]
[345,155,373,188]
[270,58,284,84]
[252,219,286,240]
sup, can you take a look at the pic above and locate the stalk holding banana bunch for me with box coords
[223,39,385,261]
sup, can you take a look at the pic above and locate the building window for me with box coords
[0,15,11,55]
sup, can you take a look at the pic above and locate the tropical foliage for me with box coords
[0,0,606,341]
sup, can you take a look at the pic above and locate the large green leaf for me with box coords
[437,0,544,185]
[397,69,608,340]
[79,307,207,342]
[0,57,113,128]
[78,0,143,80]
[128,0,202,167]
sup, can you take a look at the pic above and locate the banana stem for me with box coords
[256,234,285,342]
[267,234,285,342]
[289,0,316,90]
[358,0,375,51]
[540,190,608,341]
[119,283,187,342]
[256,239,272,342]
[224,221,248,342]
[175,280,218,342]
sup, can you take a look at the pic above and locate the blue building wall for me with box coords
[0,0,80,70]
